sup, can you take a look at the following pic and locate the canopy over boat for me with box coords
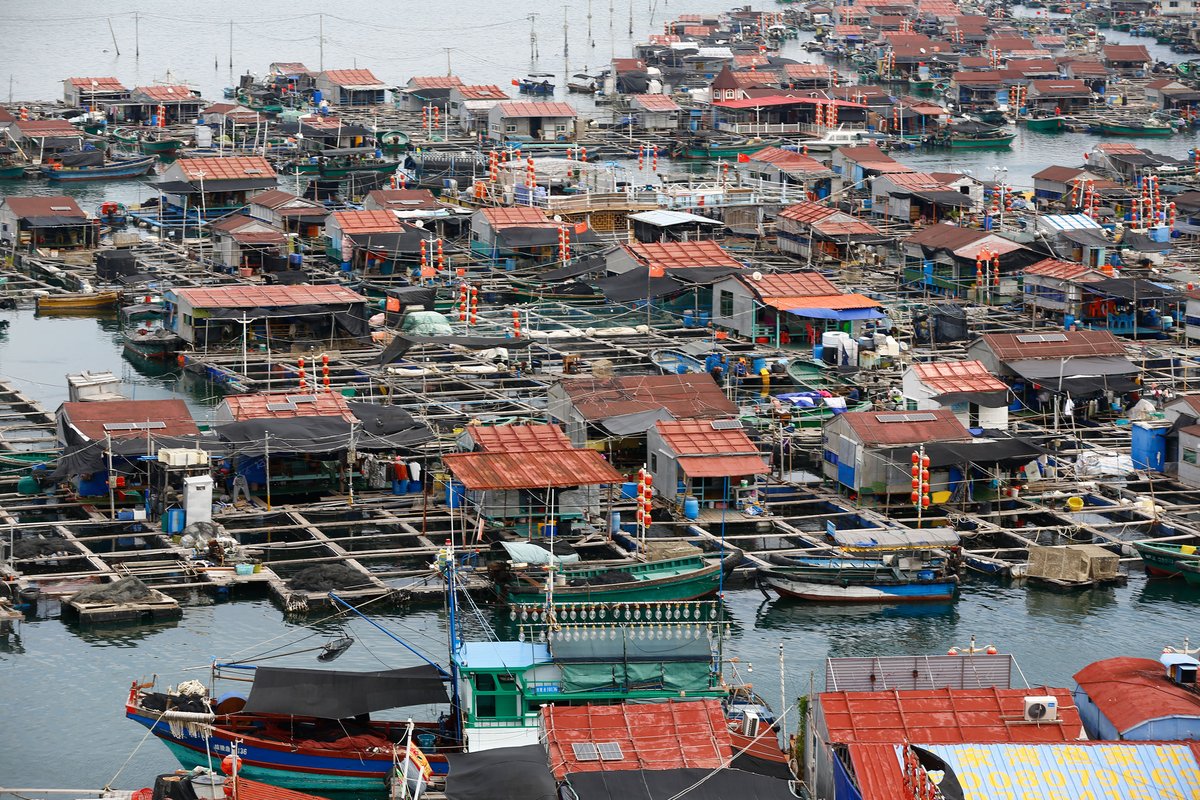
[242,665,449,719]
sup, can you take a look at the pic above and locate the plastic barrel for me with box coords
[446,481,465,509]
[813,344,824,361]
[610,511,621,534]
[683,496,700,520]
[165,508,186,535]
[392,479,405,495]
[620,481,638,499]
[752,357,766,374]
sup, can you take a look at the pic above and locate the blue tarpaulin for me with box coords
[783,306,885,320]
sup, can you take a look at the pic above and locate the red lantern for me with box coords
[911,491,920,504]
[921,495,931,508]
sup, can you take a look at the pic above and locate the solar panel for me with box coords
[876,413,937,423]
[265,402,295,412]
[711,418,743,430]
[103,422,135,431]
[288,395,316,403]
[596,742,624,761]
[102,421,167,431]
[572,743,600,761]
[1015,333,1068,343]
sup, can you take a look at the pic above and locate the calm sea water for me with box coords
[2,2,1200,793]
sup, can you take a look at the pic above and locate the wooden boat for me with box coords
[139,134,185,155]
[1133,540,1200,578]
[651,348,707,374]
[1097,119,1174,137]
[0,147,27,180]
[123,327,184,360]
[1021,115,1067,132]
[488,548,743,604]
[36,291,120,312]
[126,665,454,792]
[285,153,398,179]
[518,75,556,95]
[756,558,959,602]
[39,153,156,181]
[675,135,780,160]
[377,130,411,154]
[1175,560,1200,585]
[567,74,599,93]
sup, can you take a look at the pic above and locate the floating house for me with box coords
[1101,44,1152,77]
[741,147,835,196]
[63,77,129,108]
[1025,79,1092,113]
[901,224,1034,301]
[443,423,620,536]
[156,156,278,216]
[628,94,682,130]
[1021,258,1106,324]
[396,75,465,112]
[0,196,95,253]
[775,202,890,263]
[208,215,287,273]
[119,85,205,125]
[448,84,509,133]
[314,69,388,107]
[487,101,578,142]
[57,399,198,448]
[900,360,1010,429]
[247,189,329,238]
[626,210,724,244]
[1030,166,1104,202]
[164,285,370,350]
[10,119,85,154]
[469,205,556,263]
[870,171,979,224]
[325,210,403,263]
[646,419,769,508]
[1074,655,1200,740]
[1145,78,1200,110]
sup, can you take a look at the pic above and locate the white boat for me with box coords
[800,125,867,151]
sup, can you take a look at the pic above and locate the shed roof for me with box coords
[322,69,386,88]
[911,360,1007,395]
[467,423,573,453]
[1074,657,1200,735]
[744,270,840,297]
[542,701,732,780]
[1103,44,1151,61]
[67,76,127,91]
[480,206,552,228]
[495,101,577,118]
[749,148,830,174]
[655,419,759,455]
[60,399,198,442]
[976,330,1126,361]
[331,209,403,235]
[820,686,1082,744]
[1,196,86,219]
[406,75,464,89]
[14,120,80,138]
[222,392,354,421]
[442,449,620,490]
[560,375,738,421]
[627,240,742,271]
[1023,258,1105,282]
[1031,165,1086,182]
[630,93,682,112]
[173,285,365,309]
[175,156,275,181]
[456,84,508,100]
[134,85,198,102]
[836,409,972,446]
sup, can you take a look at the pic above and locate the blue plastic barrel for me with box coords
[289,253,303,266]
[683,497,700,520]
[446,481,465,508]
[417,733,436,750]
[752,357,766,373]
[392,479,405,495]
[165,508,186,534]
[620,481,638,499]
[814,344,825,361]
[610,511,621,533]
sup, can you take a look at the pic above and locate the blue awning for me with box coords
[784,307,885,320]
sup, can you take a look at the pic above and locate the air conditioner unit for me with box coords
[1023,695,1058,722]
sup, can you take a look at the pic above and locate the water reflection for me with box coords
[1023,584,1119,621]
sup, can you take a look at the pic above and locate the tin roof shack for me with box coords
[901,224,1035,302]
[395,75,465,112]
[627,210,724,244]
[1102,44,1152,77]
[325,209,403,263]
[1025,78,1093,113]
[1074,655,1200,740]
[949,69,1021,108]
[208,215,287,274]
[1030,165,1104,201]
[966,331,1139,419]
[11,119,85,155]
[0,196,95,254]
[1033,213,1110,270]
[711,95,868,138]
[1021,258,1106,322]
[468,206,576,266]
[810,682,1082,800]
[627,93,682,131]
[870,171,979,225]
[488,101,579,143]
[901,360,1009,430]
[165,285,370,351]
[822,409,973,500]
[443,423,620,537]
[829,145,911,193]
[604,240,744,316]
[647,419,769,511]
[214,392,355,425]
[247,189,328,238]
[448,84,509,133]
[156,156,278,216]
[280,116,374,154]
[775,202,891,262]
[1145,79,1200,110]
[64,77,129,108]
[314,69,388,107]
[547,374,737,450]
[112,85,204,125]
[711,270,884,348]
[741,147,834,195]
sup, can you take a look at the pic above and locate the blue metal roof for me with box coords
[455,641,551,671]
[924,742,1200,799]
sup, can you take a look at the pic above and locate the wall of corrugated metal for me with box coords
[825,654,1014,693]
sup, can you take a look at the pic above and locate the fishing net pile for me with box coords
[288,564,367,591]
[70,576,156,604]
[12,535,71,559]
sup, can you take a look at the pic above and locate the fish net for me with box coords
[287,564,370,591]
[12,535,71,559]
[71,576,157,604]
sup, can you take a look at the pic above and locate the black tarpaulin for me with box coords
[912,190,973,208]
[23,215,90,228]
[882,432,1044,469]
[733,752,797,780]
[566,768,797,800]
[1082,277,1177,300]
[930,389,1009,407]
[1008,356,1140,396]
[152,180,198,193]
[537,254,609,282]
[242,665,448,719]
[349,230,431,256]
[59,150,105,167]
[50,435,225,479]
[445,745,556,800]
[204,304,369,339]
[379,333,532,365]
[384,285,437,310]
[1058,228,1110,248]
[189,177,277,192]
[348,402,420,435]
[215,415,432,454]
[597,268,686,302]
[497,226,600,249]
[669,265,742,284]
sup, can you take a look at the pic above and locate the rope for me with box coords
[105,707,170,791]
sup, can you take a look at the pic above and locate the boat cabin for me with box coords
[0,195,95,253]
[314,69,388,107]
[646,419,769,512]
[487,101,578,143]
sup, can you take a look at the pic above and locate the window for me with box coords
[1185,449,1197,465]
[183,314,193,326]
[650,452,658,472]
[719,290,734,317]
[505,124,517,133]
[472,672,518,719]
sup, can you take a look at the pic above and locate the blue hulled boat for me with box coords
[40,151,157,181]
[757,554,959,602]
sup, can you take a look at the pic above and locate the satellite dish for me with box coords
[752,271,763,281]
[413,220,425,228]
[553,214,562,222]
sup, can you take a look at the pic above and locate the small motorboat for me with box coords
[36,291,120,313]
[518,74,556,95]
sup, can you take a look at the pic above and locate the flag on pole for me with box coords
[737,153,751,163]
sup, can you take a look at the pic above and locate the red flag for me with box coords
[737,153,751,163]
[574,221,588,234]
[648,264,666,278]
[511,79,520,86]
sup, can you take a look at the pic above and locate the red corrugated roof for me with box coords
[407,75,465,89]
[456,84,508,100]
[749,271,840,297]
[846,744,910,800]
[1104,44,1151,61]
[230,231,286,245]
[134,85,197,102]
[677,454,770,477]
[480,206,552,228]
[67,76,126,90]
[442,449,620,490]
[978,330,1126,361]
[912,360,1007,395]
[222,392,354,421]
[331,209,403,235]
[820,686,1082,744]
[543,701,733,779]
[762,293,881,311]
[176,156,275,181]
[749,148,829,173]
[837,409,972,446]
[562,376,737,421]
[1023,258,1105,282]
[496,101,577,118]
[14,120,80,137]
[174,285,365,309]
[777,201,837,224]
[1074,657,1200,736]
[233,776,327,800]
[468,423,572,453]
[61,399,198,443]
[630,93,681,112]
[656,419,759,455]
[322,69,385,87]
[715,94,867,110]
[627,240,743,271]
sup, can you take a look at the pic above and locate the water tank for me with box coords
[445,481,465,509]
[1131,422,1168,471]
[683,496,700,520]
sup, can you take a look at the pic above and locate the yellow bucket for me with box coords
[1066,496,1085,512]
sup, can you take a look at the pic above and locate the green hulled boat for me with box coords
[139,136,184,155]
[378,130,411,154]
[947,132,1015,148]
[489,549,742,604]
[0,163,27,180]
[675,137,779,160]
[286,158,399,179]
[1098,120,1174,137]
[1133,540,1200,578]
[1021,115,1067,132]
[1177,559,1200,585]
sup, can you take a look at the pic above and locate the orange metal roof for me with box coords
[627,240,743,271]
[655,419,758,456]
[762,293,882,311]
[1023,258,1105,282]
[845,744,910,800]
[749,271,840,297]
[407,75,465,89]
[480,206,552,228]
[176,156,276,181]
[630,93,682,112]
[777,202,837,224]
[67,76,126,90]
[14,120,81,137]
[322,69,386,87]
[978,330,1127,361]
[468,423,573,453]
[749,148,829,173]
[61,399,198,442]
[677,454,770,477]
[561,375,738,421]
[174,285,366,309]
[837,409,972,446]
[542,700,733,780]
[820,686,1082,744]
[442,450,620,490]
[134,85,198,102]
[912,360,1007,395]
[495,101,577,118]
[456,84,508,100]
[331,209,403,235]
[222,392,354,421]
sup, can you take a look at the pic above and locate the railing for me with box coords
[716,121,823,136]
